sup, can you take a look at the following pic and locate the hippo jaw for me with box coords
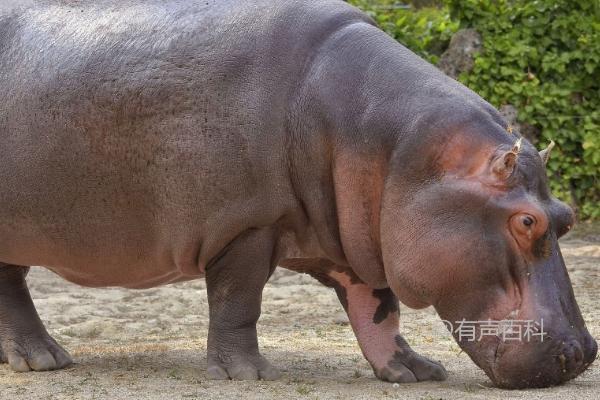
[459,237,597,389]
[427,232,598,389]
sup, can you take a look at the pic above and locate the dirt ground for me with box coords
[0,226,598,400]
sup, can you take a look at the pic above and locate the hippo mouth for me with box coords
[453,303,596,390]
[484,330,597,389]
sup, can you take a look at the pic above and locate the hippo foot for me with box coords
[374,348,447,383]
[207,353,281,381]
[0,264,72,373]
[0,333,73,372]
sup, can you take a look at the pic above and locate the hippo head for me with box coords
[379,127,597,389]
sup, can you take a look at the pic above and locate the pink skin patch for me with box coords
[327,270,447,382]
[328,271,401,371]
[279,259,447,382]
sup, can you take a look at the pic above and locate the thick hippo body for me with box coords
[0,0,346,288]
[0,0,595,388]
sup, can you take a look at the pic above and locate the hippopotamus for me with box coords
[0,0,596,389]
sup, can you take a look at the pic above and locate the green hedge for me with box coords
[349,0,600,219]
[350,0,458,63]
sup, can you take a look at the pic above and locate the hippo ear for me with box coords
[539,140,555,165]
[491,138,521,180]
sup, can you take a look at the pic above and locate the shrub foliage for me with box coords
[349,0,600,219]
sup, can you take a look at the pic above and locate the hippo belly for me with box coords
[0,148,204,288]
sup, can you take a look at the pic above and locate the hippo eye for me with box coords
[522,215,535,227]
[510,212,543,248]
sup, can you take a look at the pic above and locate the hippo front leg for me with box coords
[0,264,72,372]
[205,228,281,381]
[337,270,447,382]
[311,267,447,383]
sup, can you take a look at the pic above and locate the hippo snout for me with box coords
[489,332,597,389]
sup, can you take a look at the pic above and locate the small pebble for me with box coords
[392,383,400,389]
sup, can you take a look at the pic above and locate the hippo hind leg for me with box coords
[205,228,281,381]
[0,264,72,372]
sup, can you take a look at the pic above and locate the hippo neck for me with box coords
[284,19,511,288]
[284,124,390,288]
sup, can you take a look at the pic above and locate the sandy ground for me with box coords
[0,227,598,400]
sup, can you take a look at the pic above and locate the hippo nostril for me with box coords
[573,342,584,364]
[561,340,584,373]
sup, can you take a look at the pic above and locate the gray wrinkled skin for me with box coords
[0,0,595,387]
